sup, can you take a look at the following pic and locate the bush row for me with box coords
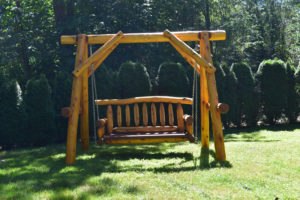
[0,59,299,149]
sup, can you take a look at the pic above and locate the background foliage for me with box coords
[0,0,299,148]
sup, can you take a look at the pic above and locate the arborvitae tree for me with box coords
[286,63,297,123]
[119,61,152,98]
[156,62,189,97]
[0,70,23,149]
[230,62,258,127]
[295,65,300,118]
[256,59,287,124]
[52,71,72,142]
[24,74,56,146]
[222,64,239,127]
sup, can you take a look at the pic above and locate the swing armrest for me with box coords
[183,114,195,142]
[96,118,107,139]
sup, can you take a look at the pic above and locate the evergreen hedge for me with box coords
[119,62,152,98]
[0,70,24,149]
[256,59,287,124]
[156,62,189,97]
[24,74,56,146]
[220,64,239,127]
[286,63,297,123]
[231,62,258,126]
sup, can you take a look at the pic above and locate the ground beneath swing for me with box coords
[0,124,300,200]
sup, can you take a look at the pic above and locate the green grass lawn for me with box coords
[1,125,300,200]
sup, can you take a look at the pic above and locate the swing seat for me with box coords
[95,96,195,145]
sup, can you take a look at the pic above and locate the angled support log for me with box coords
[66,34,86,164]
[80,35,89,150]
[200,32,226,161]
[163,30,216,73]
[73,31,124,77]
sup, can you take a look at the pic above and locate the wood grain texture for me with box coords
[125,105,130,127]
[176,103,184,132]
[107,105,113,134]
[151,103,157,126]
[159,103,165,126]
[142,103,148,126]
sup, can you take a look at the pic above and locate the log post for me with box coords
[134,103,140,126]
[65,34,86,164]
[96,118,107,139]
[168,104,174,126]
[177,104,184,132]
[151,103,157,126]
[159,103,165,126]
[142,103,148,126]
[107,105,113,134]
[80,34,89,150]
[200,41,210,148]
[117,105,122,127]
[125,105,130,127]
[200,32,226,161]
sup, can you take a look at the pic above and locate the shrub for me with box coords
[230,62,258,126]
[24,74,56,146]
[286,63,297,123]
[0,70,24,149]
[220,64,239,127]
[119,62,152,98]
[256,59,287,124]
[52,71,72,142]
[156,62,189,97]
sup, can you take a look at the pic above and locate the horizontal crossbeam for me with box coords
[61,30,226,45]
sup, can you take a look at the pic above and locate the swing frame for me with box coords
[61,30,228,164]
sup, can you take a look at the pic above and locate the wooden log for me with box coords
[183,114,193,137]
[177,104,184,132]
[200,32,226,161]
[95,96,192,105]
[117,105,122,127]
[65,34,85,164]
[73,31,124,77]
[216,103,229,114]
[134,103,140,126]
[159,103,165,126]
[168,104,174,126]
[163,30,215,73]
[96,119,107,139]
[96,118,107,128]
[61,107,82,118]
[166,38,201,75]
[112,126,178,133]
[125,105,130,127]
[97,127,105,139]
[61,30,226,45]
[200,42,210,148]
[80,35,89,150]
[151,103,157,126]
[107,105,113,134]
[88,41,119,77]
[142,103,148,126]
[104,137,189,145]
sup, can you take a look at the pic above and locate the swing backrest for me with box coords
[95,96,193,134]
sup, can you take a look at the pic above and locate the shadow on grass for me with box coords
[0,142,232,199]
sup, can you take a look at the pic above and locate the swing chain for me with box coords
[90,45,100,144]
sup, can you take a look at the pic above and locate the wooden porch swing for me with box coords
[60,30,229,164]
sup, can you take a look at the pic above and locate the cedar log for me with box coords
[61,30,226,45]
[95,96,192,105]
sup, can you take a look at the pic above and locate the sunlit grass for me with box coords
[0,125,300,199]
